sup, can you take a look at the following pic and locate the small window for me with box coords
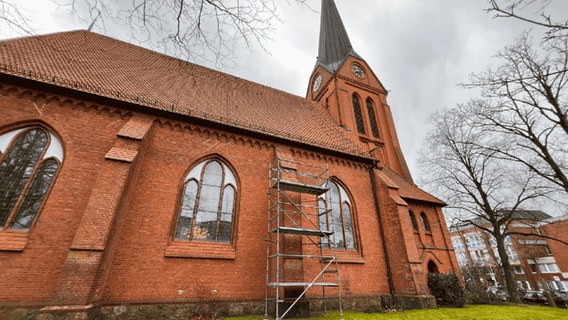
[514,265,525,274]
[352,95,366,134]
[427,260,439,273]
[0,127,63,231]
[175,159,237,242]
[318,180,356,250]
[366,98,380,138]
[409,210,418,231]
[538,262,560,273]
[420,212,430,232]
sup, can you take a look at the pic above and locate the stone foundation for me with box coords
[1,294,437,319]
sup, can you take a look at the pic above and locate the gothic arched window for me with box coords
[352,94,366,135]
[420,212,431,232]
[366,98,380,138]
[175,159,237,242]
[409,210,418,231]
[427,260,439,273]
[318,180,356,250]
[0,127,63,231]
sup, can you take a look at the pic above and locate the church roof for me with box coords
[0,30,369,159]
[0,30,442,206]
[378,167,446,205]
[317,0,361,72]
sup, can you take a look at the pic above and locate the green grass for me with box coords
[227,305,567,320]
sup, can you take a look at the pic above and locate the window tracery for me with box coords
[318,180,356,250]
[0,127,62,231]
[175,159,237,242]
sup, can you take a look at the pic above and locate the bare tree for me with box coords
[487,0,568,41]
[0,0,35,36]
[465,33,568,196]
[420,103,554,302]
[1,0,310,67]
[422,9,568,302]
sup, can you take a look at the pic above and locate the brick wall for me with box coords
[0,83,456,317]
[0,83,128,304]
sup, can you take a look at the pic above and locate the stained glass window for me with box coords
[0,127,62,231]
[318,181,356,250]
[175,159,237,242]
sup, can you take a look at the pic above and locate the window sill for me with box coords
[0,231,28,251]
[323,249,364,264]
[165,240,236,260]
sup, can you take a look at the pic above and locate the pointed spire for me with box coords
[317,0,360,72]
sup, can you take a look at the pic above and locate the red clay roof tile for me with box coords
[0,30,370,158]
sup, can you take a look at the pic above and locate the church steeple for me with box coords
[317,0,360,73]
[309,0,414,182]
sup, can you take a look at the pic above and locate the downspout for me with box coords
[369,161,396,299]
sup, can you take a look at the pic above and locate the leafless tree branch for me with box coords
[420,104,559,302]
[1,0,312,67]
[0,0,35,36]
[508,230,568,246]
[463,33,568,195]
[487,0,568,41]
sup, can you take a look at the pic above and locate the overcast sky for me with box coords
[1,0,565,184]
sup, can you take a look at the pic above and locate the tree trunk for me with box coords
[494,233,520,303]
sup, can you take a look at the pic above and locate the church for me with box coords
[0,1,460,319]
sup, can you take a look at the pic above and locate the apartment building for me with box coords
[450,210,568,292]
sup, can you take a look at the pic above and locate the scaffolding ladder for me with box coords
[264,157,343,320]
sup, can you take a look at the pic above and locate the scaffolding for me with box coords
[264,157,343,320]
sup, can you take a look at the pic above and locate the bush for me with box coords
[427,272,466,307]
[460,266,495,304]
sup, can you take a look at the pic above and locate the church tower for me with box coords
[307,0,413,181]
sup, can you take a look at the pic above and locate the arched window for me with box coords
[409,210,418,231]
[366,98,380,138]
[175,159,237,242]
[352,94,366,134]
[318,181,355,250]
[420,212,430,232]
[427,260,439,273]
[0,127,63,231]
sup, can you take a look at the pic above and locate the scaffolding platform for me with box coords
[264,156,343,320]
[271,180,329,195]
[270,226,333,237]
[267,282,339,288]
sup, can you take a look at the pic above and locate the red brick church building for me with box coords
[0,1,459,318]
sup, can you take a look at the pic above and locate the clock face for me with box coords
[351,64,365,78]
[313,74,322,91]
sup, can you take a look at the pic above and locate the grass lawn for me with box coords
[226,305,567,320]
